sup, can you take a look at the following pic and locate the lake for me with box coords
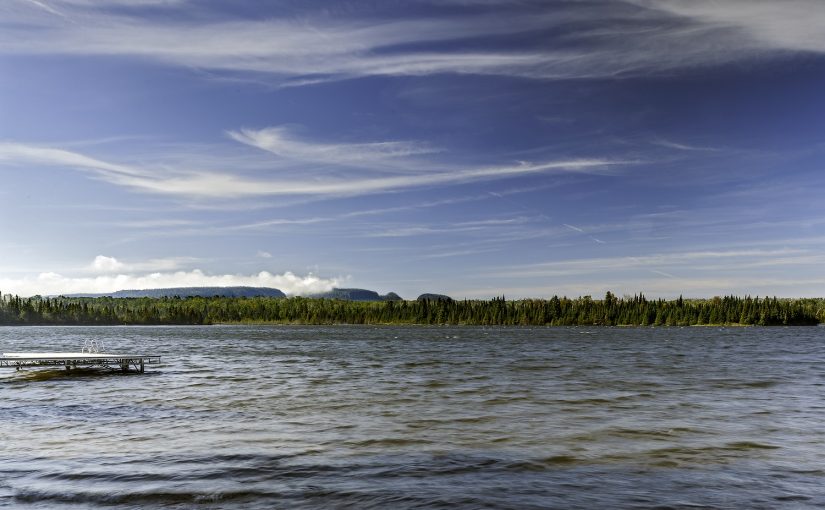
[1,325,824,509]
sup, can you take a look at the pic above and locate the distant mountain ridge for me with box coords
[59,286,405,301]
[64,286,287,299]
[309,288,402,302]
[417,293,453,302]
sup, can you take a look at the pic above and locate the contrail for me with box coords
[22,0,68,19]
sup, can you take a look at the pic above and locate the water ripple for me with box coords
[2,325,825,508]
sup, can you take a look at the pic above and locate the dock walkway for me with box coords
[0,352,161,373]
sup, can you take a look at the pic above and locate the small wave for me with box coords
[406,415,496,428]
[556,397,616,405]
[292,487,482,509]
[148,452,296,467]
[511,364,553,371]
[742,380,781,388]
[707,378,781,389]
[482,396,529,405]
[789,468,825,476]
[643,442,779,459]
[373,455,501,478]
[347,438,434,448]
[454,415,496,424]
[611,427,697,440]
[401,360,442,368]
[505,455,581,471]
[724,441,780,451]
[775,494,812,502]
[13,488,283,506]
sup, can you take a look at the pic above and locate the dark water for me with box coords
[1,326,824,509]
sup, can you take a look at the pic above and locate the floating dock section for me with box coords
[0,352,161,373]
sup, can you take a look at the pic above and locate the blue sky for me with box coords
[1,0,824,298]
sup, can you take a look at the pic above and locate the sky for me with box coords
[0,0,824,299]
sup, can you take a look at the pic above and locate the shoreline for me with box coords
[1,321,819,328]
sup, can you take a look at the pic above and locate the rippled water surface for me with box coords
[2,325,825,509]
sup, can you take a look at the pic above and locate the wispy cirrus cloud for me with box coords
[628,0,825,54]
[228,127,438,169]
[442,242,825,299]
[650,139,722,152]
[0,142,142,178]
[4,0,824,85]
[0,139,618,198]
[498,248,812,278]
[364,216,534,238]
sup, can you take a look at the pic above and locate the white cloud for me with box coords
[651,139,721,152]
[228,127,438,169]
[0,269,341,297]
[364,217,532,238]
[86,255,197,273]
[3,0,824,84]
[630,0,825,54]
[256,250,272,258]
[19,0,66,17]
[0,141,619,198]
[0,142,142,177]
[90,255,124,272]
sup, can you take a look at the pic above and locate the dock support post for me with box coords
[140,359,145,374]
[65,360,70,371]
[121,360,129,373]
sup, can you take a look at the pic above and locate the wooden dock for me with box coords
[0,352,161,373]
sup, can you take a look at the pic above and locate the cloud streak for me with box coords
[0,140,619,198]
[227,126,439,170]
[630,0,825,54]
[490,249,816,280]
[3,0,824,84]
[228,127,438,169]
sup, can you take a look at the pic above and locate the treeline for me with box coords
[0,292,823,326]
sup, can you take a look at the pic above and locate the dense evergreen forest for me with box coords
[0,292,822,326]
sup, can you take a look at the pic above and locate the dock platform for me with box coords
[0,352,161,373]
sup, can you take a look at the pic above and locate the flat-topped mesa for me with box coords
[310,288,403,301]
[63,286,286,299]
[417,293,453,302]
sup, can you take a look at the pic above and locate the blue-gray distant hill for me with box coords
[64,286,286,299]
[310,288,402,302]
[417,293,453,302]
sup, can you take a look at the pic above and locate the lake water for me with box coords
[1,325,824,509]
